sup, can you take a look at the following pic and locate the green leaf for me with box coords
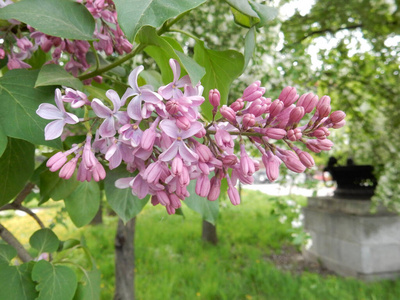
[104,166,149,223]
[73,268,101,300]
[0,125,7,157]
[0,69,62,148]
[230,6,259,28]
[64,181,101,228]
[61,239,80,251]
[139,26,205,86]
[140,70,163,90]
[185,181,219,225]
[0,138,34,206]
[243,26,256,72]
[84,85,107,100]
[194,40,244,120]
[0,244,17,265]
[225,0,259,18]
[0,262,38,300]
[39,169,79,203]
[36,64,83,90]
[32,260,77,300]
[248,1,278,27]
[25,48,48,70]
[174,49,206,86]
[114,0,206,41]
[0,0,95,40]
[29,228,60,254]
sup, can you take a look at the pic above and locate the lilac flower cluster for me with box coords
[1,0,131,79]
[37,59,345,215]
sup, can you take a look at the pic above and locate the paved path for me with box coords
[243,183,334,197]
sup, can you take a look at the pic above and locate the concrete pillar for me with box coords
[303,197,400,281]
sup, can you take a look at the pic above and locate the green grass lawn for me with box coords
[2,189,400,299]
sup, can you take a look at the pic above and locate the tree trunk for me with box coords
[202,219,218,245]
[114,217,135,300]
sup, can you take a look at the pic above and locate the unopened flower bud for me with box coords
[333,120,346,129]
[222,154,238,166]
[207,176,222,201]
[176,116,191,131]
[242,113,256,129]
[329,110,346,124]
[165,100,179,115]
[46,151,68,172]
[220,105,237,124]
[227,176,240,205]
[268,99,284,119]
[196,143,213,162]
[59,157,78,179]
[262,152,281,182]
[288,106,305,124]
[313,127,329,139]
[316,96,331,118]
[209,89,220,107]
[279,86,298,107]
[196,174,211,197]
[277,150,306,173]
[263,128,286,140]
[194,128,206,138]
[243,81,261,98]
[287,128,302,141]
[156,190,170,206]
[230,99,244,111]
[297,93,318,113]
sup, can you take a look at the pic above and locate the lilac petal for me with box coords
[128,65,144,94]
[105,143,118,160]
[44,119,65,140]
[134,148,152,160]
[172,88,184,99]
[64,112,79,124]
[121,87,138,106]
[131,130,143,147]
[108,147,122,169]
[115,111,130,125]
[141,89,162,104]
[92,99,112,118]
[187,95,204,106]
[169,59,181,83]
[36,103,63,120]
[181,121,203,139]
[99,116,116,137]
[159,119,178,138]
[54,88,65,112]
[158,83,174,100]
[131,175,149,199]
[127,95,143,120]
[106,89,122,112]
[159,141,179,161]
[115,177,134,189]
[176,75,191,88]
[178,142,198,162]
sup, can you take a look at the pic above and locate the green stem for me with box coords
[206,129,263,137]
[169,28,199,40]
[89,41,101,71]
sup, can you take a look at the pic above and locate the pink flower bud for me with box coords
[215,128,234,150]
[288,106,305,124]
[329,110,346,124]
[222,154,238,166]
[151,195,159,206]
[243,81,261,98]
[141,128,156,151]
[262,152,281,182]
[297,93,318,113]
[209,89,220,107]
[268,99,284,119]
[143,161,163,184]
[277,150,306,173]
[316,96,331,118]
[263,128,286,140]
[171,156,183,175]
[156,190,170,206]
[230,99,244,111]
[176,116,191,131]
[306,140,321,153]
[196,143,213,163]
[220,105,237,124]
[242,113,256,129]
[195,128,206,138]
[92,162,106,182]
[166,100,179,115]
[0,48,5,60]
[166,205,176,215]
[169,193,182,209]
[207,176,221,201]
[333,120,346,129]
[312,127,329,139]
[279,86,299,107]
[196,174,211,197]
[46,151,68,172]
[287,128,302,141]
[179,165,190,186]
[227,176,240,205]
[59,157,78,179]
[240,144,255,176]
[294,148,315,168]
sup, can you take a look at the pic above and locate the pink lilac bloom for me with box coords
[158,59,191,99]
[36,89,79,140]
[158,119,203,162]
[92,89,129,137]
[122,66,164,120]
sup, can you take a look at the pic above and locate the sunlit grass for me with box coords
[2,189,400,299]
